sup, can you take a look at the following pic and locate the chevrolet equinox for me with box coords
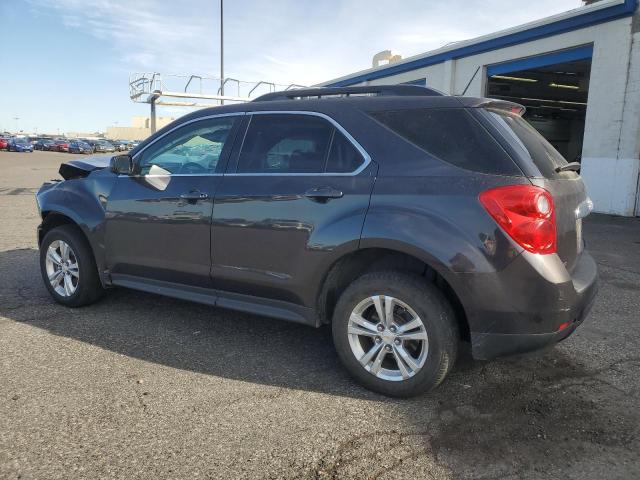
[36,86,598,397]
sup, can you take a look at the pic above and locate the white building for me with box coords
[321,0,640,216]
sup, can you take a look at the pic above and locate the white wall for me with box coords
[341,15,640,216]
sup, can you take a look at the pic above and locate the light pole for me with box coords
[220,0,224,105]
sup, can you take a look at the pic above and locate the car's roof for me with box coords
[131,86,523,157]
[181,86,522,123]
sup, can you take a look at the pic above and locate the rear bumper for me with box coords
[464,250,598,360]
[470,292,596,359]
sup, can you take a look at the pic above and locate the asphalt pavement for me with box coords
[1,150,639,479]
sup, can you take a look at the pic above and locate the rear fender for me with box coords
[360,199,524,326]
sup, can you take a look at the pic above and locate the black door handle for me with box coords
[179,191,209,201]
[304,186,344,202]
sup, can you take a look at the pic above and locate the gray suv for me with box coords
[35,86,597,397]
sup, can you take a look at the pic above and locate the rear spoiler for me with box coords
[456,97,526,116]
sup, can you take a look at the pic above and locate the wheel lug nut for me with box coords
[376,324,384,332]
[389,325,397,333]
[375,337,381,344]
[385,345,392,352]
[394,339,401,345]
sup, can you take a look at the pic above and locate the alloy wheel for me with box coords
[348,295,429,381]
[45,240,79,297]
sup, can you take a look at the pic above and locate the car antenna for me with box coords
[460,66,481,97]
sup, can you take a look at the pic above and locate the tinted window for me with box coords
[237,114,333,174]
[485,109,569,178]
[325,130,364,173]
[139,116,236,175]
[370,108,520,175]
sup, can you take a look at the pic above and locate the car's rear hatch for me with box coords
[479,105,591,271]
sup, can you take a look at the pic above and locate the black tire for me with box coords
[332,271,459,398]
[39,225,104,307]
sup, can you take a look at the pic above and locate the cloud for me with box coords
[27,0,218,75]
[27,0,581,88]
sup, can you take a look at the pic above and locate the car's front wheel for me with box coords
[332,271,459,397]
[40,225,104,307]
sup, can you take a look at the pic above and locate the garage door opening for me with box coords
[486,49,592,164]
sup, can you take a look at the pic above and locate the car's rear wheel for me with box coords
[332,271,459,397]
[40,225,104,307]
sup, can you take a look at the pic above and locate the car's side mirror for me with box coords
[110,154,134,175]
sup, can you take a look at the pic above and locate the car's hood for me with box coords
[59,155,111,180]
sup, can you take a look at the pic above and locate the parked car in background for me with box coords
[92,140,116,153]
[0,137,8,150]
[35,86,597,397]
[111,140,129,151]
[34,139,56,151]
[68,141,93,154]
[82,140,97,152]
[8,137,34,152]
[42,140,59,151]
[52,140,70,153]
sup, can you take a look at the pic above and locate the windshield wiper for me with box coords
[555,162,581,173]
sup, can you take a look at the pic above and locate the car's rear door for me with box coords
[105,114,243,288]
[211,112,376,313]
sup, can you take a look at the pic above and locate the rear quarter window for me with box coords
[483,109,570,178]
[369,108,521,175]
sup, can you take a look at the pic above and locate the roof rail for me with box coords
[252,85,446,102]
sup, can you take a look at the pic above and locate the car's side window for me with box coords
[325,130,364,173]
[237,114,333,174]
[138,116,237,175]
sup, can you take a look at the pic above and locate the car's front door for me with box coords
[105,114,242,288]
[211,112,376,310]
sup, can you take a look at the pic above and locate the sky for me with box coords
[0,0,582,134]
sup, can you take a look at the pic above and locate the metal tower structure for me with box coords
[129,73,306,132]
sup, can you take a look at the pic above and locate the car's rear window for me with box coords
[483,109,569,178]
[369,108,521,175]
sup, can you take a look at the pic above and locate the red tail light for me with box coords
[479,185,556,254]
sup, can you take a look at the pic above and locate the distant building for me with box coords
[66,131,105,139]
[106,116,175,141]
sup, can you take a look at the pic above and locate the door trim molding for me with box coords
[109,274,318,327]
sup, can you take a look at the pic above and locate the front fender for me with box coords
[37,175,115,274]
